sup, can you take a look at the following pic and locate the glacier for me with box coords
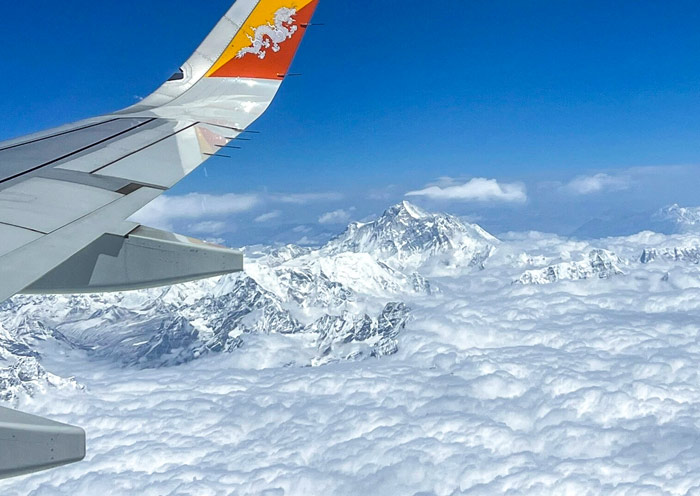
[2,202,700,495]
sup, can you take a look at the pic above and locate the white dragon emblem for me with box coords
[237,8,299,60]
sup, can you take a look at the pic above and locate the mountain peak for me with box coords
[386,201,430,220]
[323,202,498,274]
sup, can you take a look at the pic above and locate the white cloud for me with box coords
[255,211,282,223]
[318,209,353,225]
[130,190,344,233]
[563,173,629,195]
[406,178,528,203]
[131,193,260,230]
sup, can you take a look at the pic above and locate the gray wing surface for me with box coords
[0,0,320,303]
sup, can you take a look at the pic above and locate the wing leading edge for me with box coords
[0,0,320,304]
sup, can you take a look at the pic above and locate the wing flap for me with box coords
[0,187,162,302]
[24,226,243,294]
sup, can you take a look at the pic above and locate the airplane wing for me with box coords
[0,0,320,303]
[0,0,320,478]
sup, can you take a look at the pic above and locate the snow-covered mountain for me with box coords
[323,201,498,275]
[0,202,464,396]
[515,249,626,285]
[2,201,700,404]
[654,204,700,233]
[641,247,700,264]
[0,319,80,406]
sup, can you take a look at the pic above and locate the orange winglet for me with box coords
[206,0,320,80]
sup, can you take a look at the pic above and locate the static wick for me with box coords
[230,128,261,134]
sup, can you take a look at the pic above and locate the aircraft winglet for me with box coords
[206,0,320,79]
[136,0,320,109]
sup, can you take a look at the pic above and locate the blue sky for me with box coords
[1,0,699,244]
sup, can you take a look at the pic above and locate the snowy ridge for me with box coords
[0,321,80,406]
[323,201,498,275]
[640,237,700,264]
[311,302,410,366]
[515,249,626,285]
[641,246,700,264]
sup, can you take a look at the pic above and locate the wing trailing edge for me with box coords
[23,226,243,295]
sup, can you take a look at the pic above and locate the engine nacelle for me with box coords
[0,407,85,479]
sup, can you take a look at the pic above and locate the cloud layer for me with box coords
[5,228,700,494]
[407,177,528,203]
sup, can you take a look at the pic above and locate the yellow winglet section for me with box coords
[206,0,319,79]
